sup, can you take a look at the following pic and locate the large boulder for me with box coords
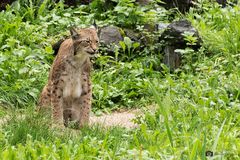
[98,26,144,54]
[98,26,123,56]
[99,26,123,46]
[160,19,201,48]
[159,19,202,71]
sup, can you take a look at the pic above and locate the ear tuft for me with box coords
[70,28,79,39]
[90,20,98,31]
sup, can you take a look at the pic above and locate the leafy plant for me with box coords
[119,37,140,60]
[0,0,240,159]
[11,0,62,21]
[92,57,156,110]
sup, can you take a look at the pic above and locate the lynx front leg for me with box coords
[78,74,92,128]
[63,100,77,127]
[72,94,91,128]
[51,80,64,127]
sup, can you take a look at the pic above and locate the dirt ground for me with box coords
[90,109,141,129]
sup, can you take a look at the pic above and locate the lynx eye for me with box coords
[83,40,90,43]
[80,40,90,45]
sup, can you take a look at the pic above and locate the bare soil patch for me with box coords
[90,109,141,129]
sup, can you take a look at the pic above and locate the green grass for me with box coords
[0,0,240,159]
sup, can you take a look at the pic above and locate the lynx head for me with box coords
[70,26,99,57]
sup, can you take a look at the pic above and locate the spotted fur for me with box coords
[38,27,99,128]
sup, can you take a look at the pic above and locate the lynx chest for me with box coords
[62,62,84,99]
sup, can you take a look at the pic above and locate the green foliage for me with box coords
[93,57,160,110]
[0,0,240,159]
[141,73,240,159]
[0,11,52,107]
[190,4,240,55]
[11,0,62,21]
[119,37,140,60]
[89,0,168,28]
[0,1,96,108]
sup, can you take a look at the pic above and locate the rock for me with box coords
[160,19,202,70]
[99,26,123,46]
[124,28,142,43]
[98,26,123,56]
[97,25,151,62]
[99,26,145,51]
[160,19,201,48]
[157,23,169,31]
[163,46,181,71]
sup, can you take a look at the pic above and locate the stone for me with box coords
[160,19,202,70]
[99,26,123,46]
[157,23,169,31]
[163,46,181,71]
[124,28,141,43]
[160,19,201,48]
[98,26,147,56]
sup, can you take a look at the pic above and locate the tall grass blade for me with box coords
[212,118,226,153]
[190,139,200,160]
[149,82,173,148]
[201,133,207,160]
[38,0,49,17]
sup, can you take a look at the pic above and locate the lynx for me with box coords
[38,26,99,128]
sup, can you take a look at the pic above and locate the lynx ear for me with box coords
[90,20,98,31]
[70,28,79,40]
